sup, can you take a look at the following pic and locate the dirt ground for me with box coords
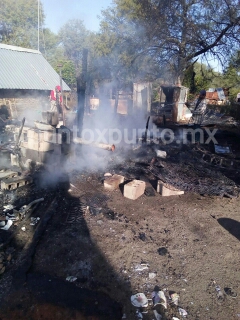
[0,128,240,320]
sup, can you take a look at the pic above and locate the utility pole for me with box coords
[38,0,40,51]
[77,49,88,137]
[58,64,65,126]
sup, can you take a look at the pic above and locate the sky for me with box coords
[41,0,113,33]
[40,0,222,73]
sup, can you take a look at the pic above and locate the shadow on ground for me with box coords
[0,169,133,320]
[218,218,240,241]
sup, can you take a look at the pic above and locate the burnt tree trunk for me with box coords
[77,49,88,138]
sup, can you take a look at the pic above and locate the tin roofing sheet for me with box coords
[0,43,71,91]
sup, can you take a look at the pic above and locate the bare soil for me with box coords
[0,129,240,320]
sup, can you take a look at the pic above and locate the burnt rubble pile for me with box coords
[111,143,240,198]
[148,161,239,197]
[200,110,239,127]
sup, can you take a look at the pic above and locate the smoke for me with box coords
[9,91,50,127]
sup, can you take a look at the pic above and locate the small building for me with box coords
[151,85,189,122]
[0,43,71,124]
[206,88,229,105]
[133,82,152,113]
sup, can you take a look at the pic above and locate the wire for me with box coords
[40,2,46,56]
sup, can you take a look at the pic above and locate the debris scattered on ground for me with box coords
[135,263,149,271]
[152,288,167,309]
[124,180,146,200]
[178,307,188,317]
[0,219,12,230]
[149,272,157,279]
[157,180,185,197]
[131,293,148,308]
[215,283,225,301]
[157,247,168,256]
[139,232,146,241]
[66,276,77,282]
[214,144,231,154]
[30,217,40,226]
[156,150,167,158]
[136,309,143,319]
[169,292,179,305]
[21,226,26,232]
[104,174,124,191]
[3,204,15,212]
[144,186,155,196]
[104,172,112,177]
[18,198,44,218]
[224,287,238,298]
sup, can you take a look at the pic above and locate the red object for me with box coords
[50,90,56,101]
[50,86,62,103]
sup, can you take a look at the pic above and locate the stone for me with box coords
[104,174,124,191]
[21,138,54,152]
[0,169,18,180]
[1,176,32,190]
[124,180,146,200]
[149,272,157,279]
[6,254,11,261]
[27,129,44,140]
[15,126,29,134]
[104,173,112,177]
[20,147,60,166]
[156,150,167,158]
[0,266,5,274]
[157,247,168,256]
[157,180,184,196]
[27,128,61,144]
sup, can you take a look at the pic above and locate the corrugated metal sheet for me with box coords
[0,43,71,91]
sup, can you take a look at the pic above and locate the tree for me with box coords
[58,19,93,75]
[92,8,142,112]
[219,52,240,99]
[92,5,162,98]
[48,48,77,89]
[112,0,240,84]
[40,28,59,59]
[183,62,221,94]
[0,0,42,48]
[0,0,59,56]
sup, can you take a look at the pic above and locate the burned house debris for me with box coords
[206,88,229,105]
[0,46,240,320]
[151,85,189,122]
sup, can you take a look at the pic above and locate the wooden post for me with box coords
[114,80,119,114]
[77,49,88,137]
[58,65,65,126]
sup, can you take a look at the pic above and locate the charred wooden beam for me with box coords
[73,137,115,152]
[77,49,88,137]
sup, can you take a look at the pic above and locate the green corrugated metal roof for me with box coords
[0,43,71,91]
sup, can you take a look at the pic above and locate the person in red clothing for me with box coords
[50,85,63,114]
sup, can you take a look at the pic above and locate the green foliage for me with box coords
[110,0,240,83]
[58,19,93,74]
[92,4,163,90]
[0,0,43,48]
[40,28,59,59]
[48,48,76,89]
[0,0,59,57]
[183,62,222,94]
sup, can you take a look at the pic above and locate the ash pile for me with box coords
[110,130,240,199]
